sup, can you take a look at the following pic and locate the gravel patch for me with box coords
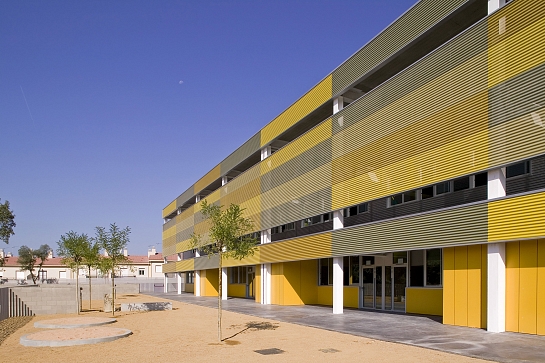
[0,316,33,345]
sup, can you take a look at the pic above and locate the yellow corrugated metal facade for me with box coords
[161,0,545,336]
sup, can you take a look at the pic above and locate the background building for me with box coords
[162,0,545,336]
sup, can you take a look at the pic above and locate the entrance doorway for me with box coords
[360,254,407,311]
[246,266,255,298]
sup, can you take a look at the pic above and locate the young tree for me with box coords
[57,231,90,314]
[190,201,257,342]
[82,241,101,311]
[17,244,50,284]
[0,199,16,244]
[94,223,130,317]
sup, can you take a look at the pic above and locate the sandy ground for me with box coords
[1,294,490,363]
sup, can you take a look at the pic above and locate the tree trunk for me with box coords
[218,250,222,342]
[111,272,115,317]
[88,266,92,310]
[76,263,80,315]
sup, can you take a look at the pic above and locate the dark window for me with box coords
[312,215,322,224]
[506,161,529,178]
[319,258,332,285]
[349,206,358,216]
[421,186,434,199]
[453,176,470,191]
[403,190,417,202]
[436,181,450,195]
[284,222,295,231]
[393,251,407,264]
[409,250,424,287]
[138,269,145,276]
[271,226,281,234]
[474,172,487,187]
[358,203,368,213]
[426,249,442,286]
[390,194,402,206]
[322,213,332,222]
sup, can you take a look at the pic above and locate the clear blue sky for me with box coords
[1,0,416,256]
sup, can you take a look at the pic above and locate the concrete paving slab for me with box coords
[149,291,545,363]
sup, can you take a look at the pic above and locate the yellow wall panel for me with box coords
[467,244,483,328]
[162,262,176,274]
[333,129,488,210]
[282,261,303,305]
[201,269,219,297]
[255,266,261,304]
[186,283,194,293]
[481,244,488,329]
[271,263,283,305]
[175,239,192,254]
[519,240,537,334]
[259,233,331,263]
[203,189,220,205]
[261,75,332,147]
[506,241,520,332]
[317,286,333,306]
[488,14,545,88]
[299,259,318,305]
[163,200,176,218]
[488,191,545,242]
[406,288,443,316]
[443,247,455,325]
[332,52,487,161]
[223,250,261,268]
[261,163,332,210]
[538,239,545,335]
[344,287,359,308]
[454,246,468,327]
[195,165,220,195]
[227,283,246,298]
[261,119,332,174]
[332,91,487,186]
[177,259,194,272]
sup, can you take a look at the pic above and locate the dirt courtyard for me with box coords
[1,294,489,363]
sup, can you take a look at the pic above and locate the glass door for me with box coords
[375,266,382,309]
[361,267,374,308]
[393,266,406,311]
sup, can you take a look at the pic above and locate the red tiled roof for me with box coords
[2,257,66,267]
[148,253,177,262]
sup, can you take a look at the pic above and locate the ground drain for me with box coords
[254,348,285,355]
[319,348,340,353]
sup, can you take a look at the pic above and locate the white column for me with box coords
[488,243,506,332]
[261,146,272,160]
[163,273,168,293]
[488,167,506,199]
[333,96,344,114]
[488,0,506,14]
[195,270,201,297]
[221,176,229,186]
[333,257,344,314]
[177,272,182,294]
[261,229,271,244]
[333,210,344,230]
[222,267,228,300]
[260,263,272,305]
[487,167,506,332]
[195,195,201,203]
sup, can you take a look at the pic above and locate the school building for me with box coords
[162,0,545,335]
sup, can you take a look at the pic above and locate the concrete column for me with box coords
[222,267,228,300]
[488,243,506,332]
[221,176,229,186]
[260,263,272,305]
[261,229,271,244]
[488,0,506,14]
[488,167,506,199]
[163,273,168,293]
[333,257,344,314]
[333,96,344,114]
[195,195,201,203]
[177,272,182,294]
[195,270,201,297]
[261,146,272,160]
[333,210,344,230]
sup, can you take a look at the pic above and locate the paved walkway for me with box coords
[149,291,545,363]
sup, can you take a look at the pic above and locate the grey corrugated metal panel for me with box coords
[260,187,332,230]
[176,185,195,209]
[163,218,176,232]
[331,202,487,256]
[194,254,219,270]
[332,20,487,139]
[193,210,206,225]
[261,139,332,194]
[489,62,545,127]
[176,226,194,243]
[220,163,261,198]
[331,0,468,95]
[220,133,261,176]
